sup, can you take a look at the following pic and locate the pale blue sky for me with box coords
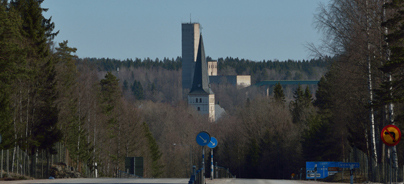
[42,0,330,61]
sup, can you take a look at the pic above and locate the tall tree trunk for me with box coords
[93,101,96,177]
[366,2,377,180]
[77,84,81,171]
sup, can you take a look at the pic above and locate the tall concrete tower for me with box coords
[182,23,200,91]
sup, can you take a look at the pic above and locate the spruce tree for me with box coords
[273,82,285,103]
[379,1,404,103]
[0,4,26,150]
[142,122,163,178]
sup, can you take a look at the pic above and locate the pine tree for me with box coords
[131,80,144,100]
[0,4,26,150]
[123,80,128,91]
[99,72,121,176]
[379,1,404,104]
[273,82,285,103]
[142,122,163,178]
[10,0,61,177]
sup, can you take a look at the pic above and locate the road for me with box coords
[1,178,357,184]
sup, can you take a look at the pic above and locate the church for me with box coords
[187,34,216,121]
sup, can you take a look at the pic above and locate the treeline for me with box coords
[81,56,331,84]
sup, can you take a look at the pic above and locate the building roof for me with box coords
[189,34,214,95]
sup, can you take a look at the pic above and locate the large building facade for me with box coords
[182,23,200,91]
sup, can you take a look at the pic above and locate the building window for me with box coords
[197,107,200,111]
[196,98,198,103]
[200,98,202,103]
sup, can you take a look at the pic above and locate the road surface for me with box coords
[1,178,359,184]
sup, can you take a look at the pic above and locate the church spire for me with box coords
[189,34,213,95]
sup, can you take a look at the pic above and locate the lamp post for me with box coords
[173,143,192,176]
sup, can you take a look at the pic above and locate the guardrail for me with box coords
[188,165,235,184]
[215,165,235,178]
[117,170,142,178]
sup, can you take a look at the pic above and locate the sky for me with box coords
[42,0,331,62]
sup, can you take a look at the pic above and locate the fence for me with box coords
[0,143,93,179]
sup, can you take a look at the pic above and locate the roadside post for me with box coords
[208,137,218,180]
[95,162,98,178]
[314,164,317,181]
[300,168,302,180]
[216,162,218,178]
[338,162,359,182]
[196,131,211,183]
[380,124,402,184]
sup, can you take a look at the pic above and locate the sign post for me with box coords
[314,164,317,181]
[196,131,211,182]
[381,125,401,184]
[300,168,302,180]
[208,137,218,180]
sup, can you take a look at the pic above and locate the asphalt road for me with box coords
[1,178,356,184]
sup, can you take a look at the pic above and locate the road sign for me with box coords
[339,162,359,168]
[306,162,339,179]
[208,137,218,148]
[381,125,401,146]
[196,131,210,146]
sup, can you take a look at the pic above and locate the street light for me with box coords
[173,143,193,176]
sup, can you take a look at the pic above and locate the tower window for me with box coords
[196,98,198,103]
[197,107,200,111]
[200,98,202,103]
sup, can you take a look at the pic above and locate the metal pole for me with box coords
[211,149,213,180]
[300,168,302,180]
[190,145,192,176]
[7,149,9,177]
[202,146,204,179]
[314,164,317,181]
[1,149,3,178]
[390,147,392,184]
[216,162,218,179]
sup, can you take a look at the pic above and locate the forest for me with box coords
[1,0,404,181]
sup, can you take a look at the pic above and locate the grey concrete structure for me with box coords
[182,23,200,90]
[209,75,251,89]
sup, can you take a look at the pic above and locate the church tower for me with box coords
[188,34,215,121]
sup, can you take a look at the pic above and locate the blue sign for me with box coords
[208,137,218,148]
[306,162,340,179]
[196,131,210,146]
[339,162,359,168]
